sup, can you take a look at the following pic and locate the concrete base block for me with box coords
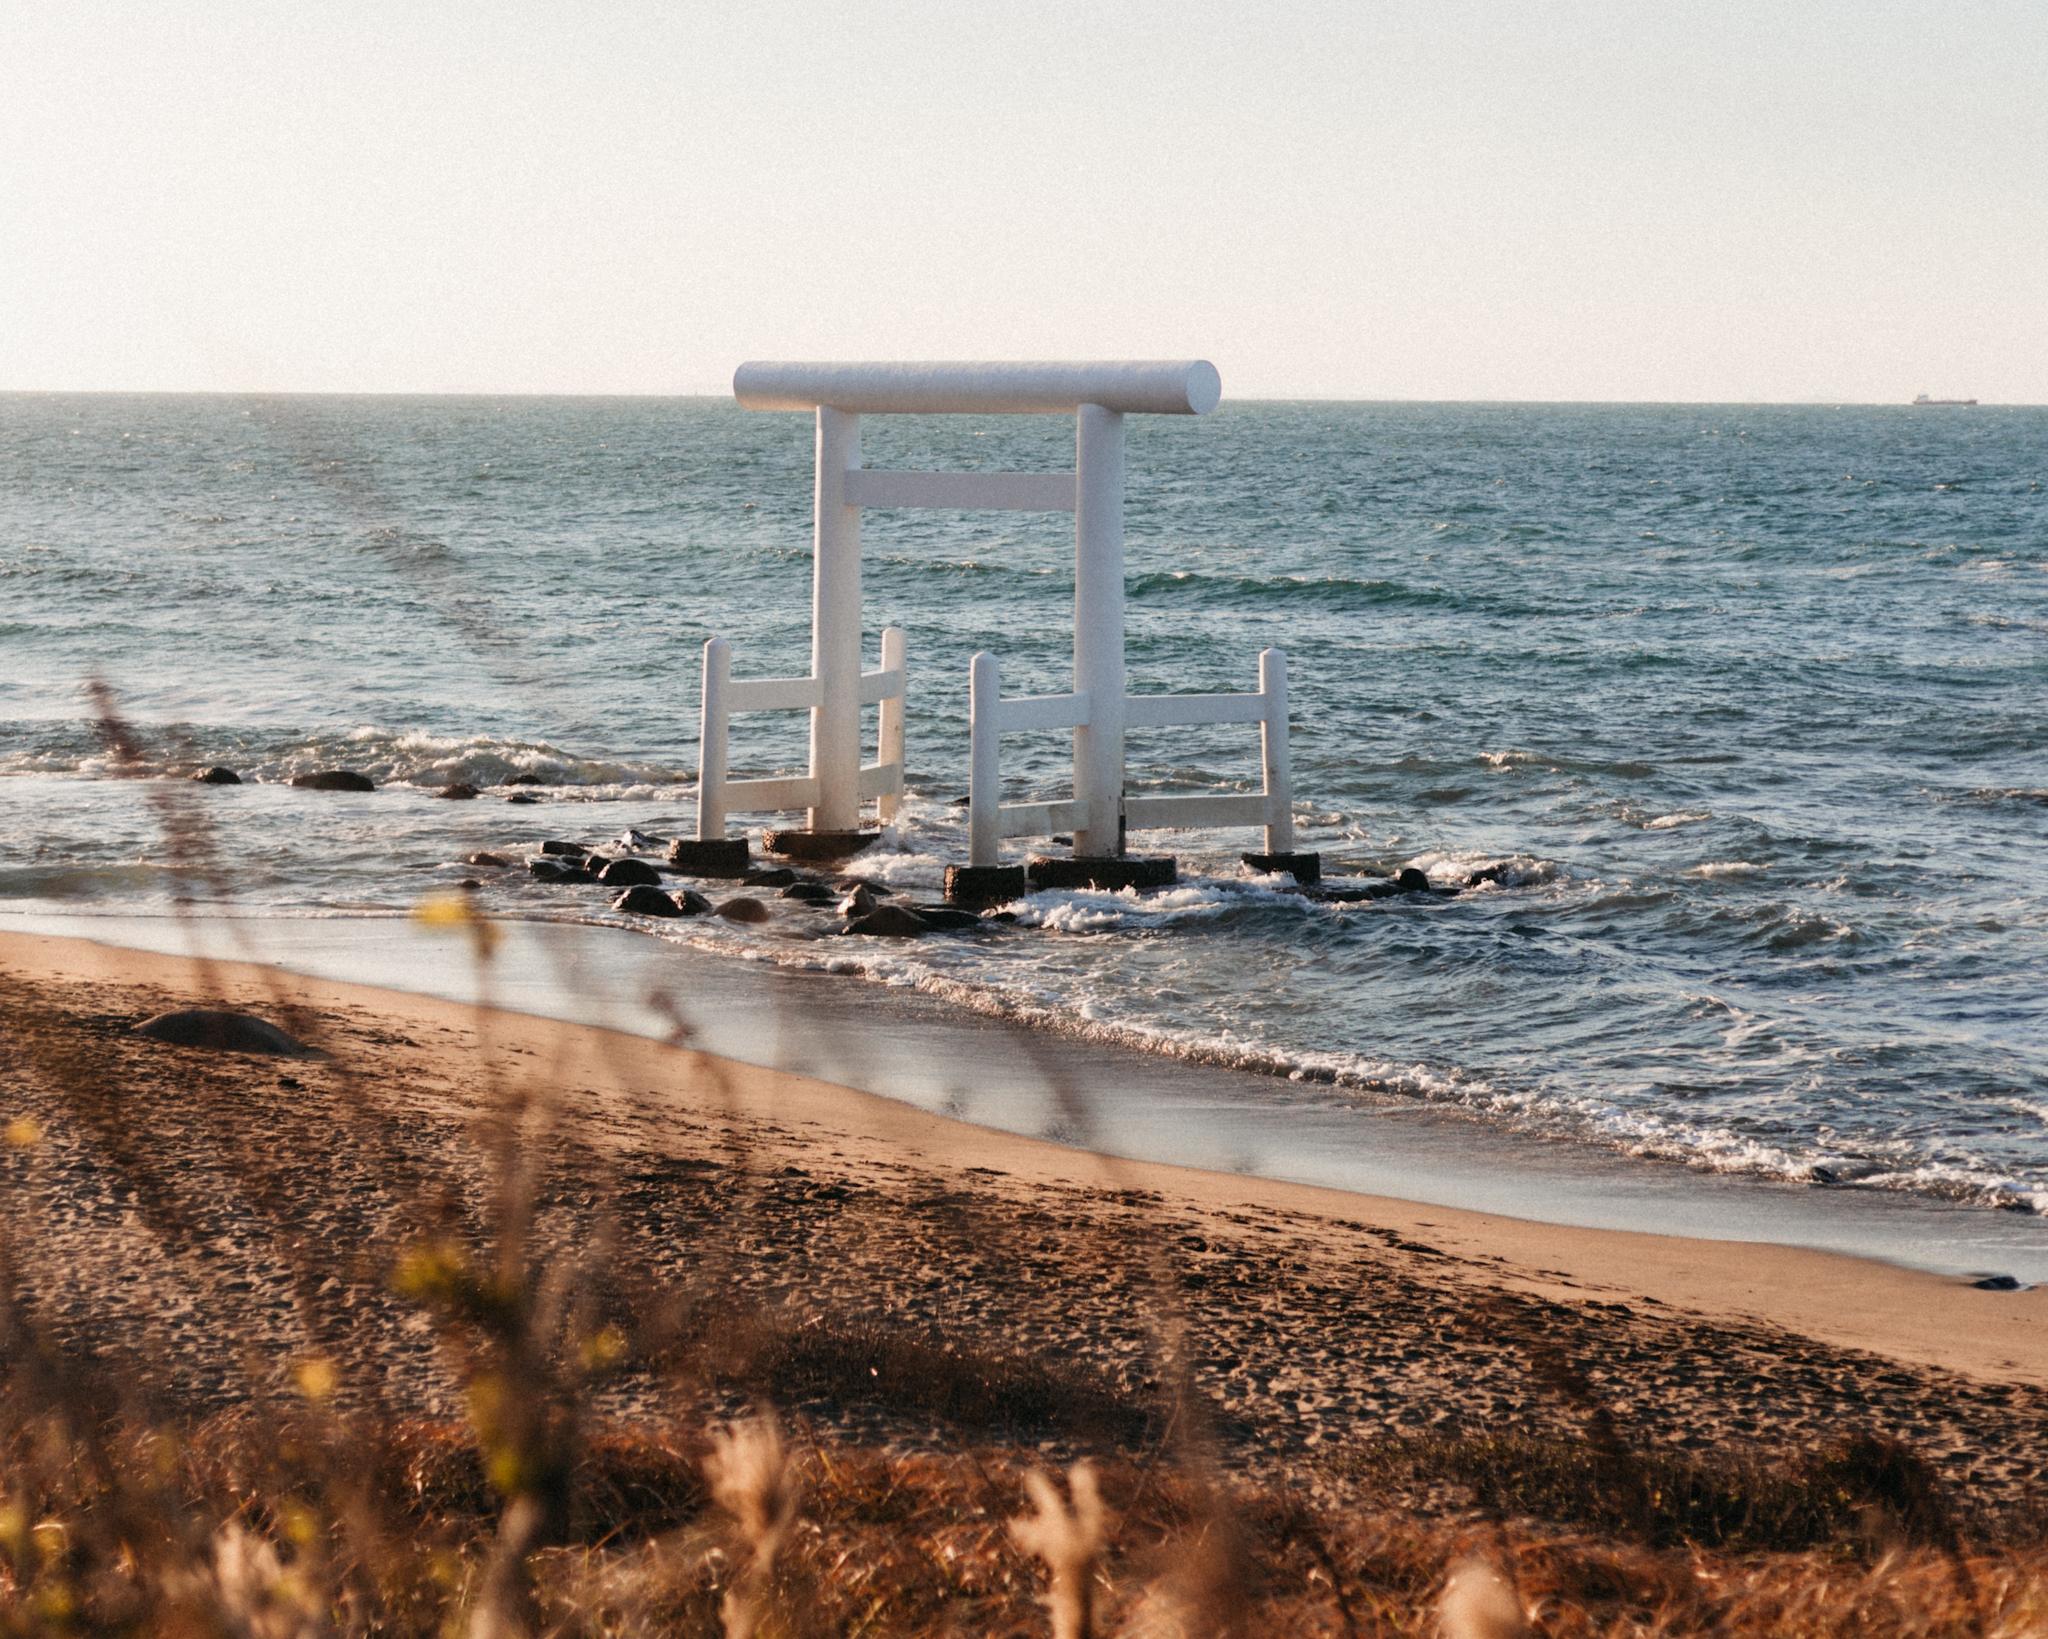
[945,864,1029,907]
[1026,855,1177,892]
[764,828,879,861]
[1241,851,1322,885]
[665,837,751,877]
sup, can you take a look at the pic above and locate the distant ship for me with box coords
[1912,393,1978,406]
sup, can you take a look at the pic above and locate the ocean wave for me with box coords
[1478,748,1659,780]
[0,720,692,790]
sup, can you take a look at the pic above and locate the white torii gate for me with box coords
[695,359,1313,892]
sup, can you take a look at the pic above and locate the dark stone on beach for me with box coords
[840,883,880,918]
[134,1009,317,1058]
[667,837,751,877]
[193,766,242,785]
[506,773,546,786]
[457,879,481,890]
[598,858,662,887]
[1397,867,1433,894]
[744,867,797,888]
[613,884,684,918]
[1466,865,1508,886]
[1241,851,1322,885]
[1315,879,1400,903]
[435,783,480,800]
[1026,855,1177,892]
[910,905,982,930]
[505,792,541,804]
[290,769,374,792]
[1972,1274,2024,1291]
[780,882,834,904]
[527,859,584,883]
[540,840,588,856]
[467,852,510,868]
[717,897,772,924]
[675,889,713,915]
[619,828,667,851]
[1810,1166,1842,1185]
[946,863,1028,907]
[983,910,1019,924]
[842,904,927,938]
[765,828,878,861]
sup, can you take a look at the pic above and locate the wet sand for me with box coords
[3,928,2045,1513]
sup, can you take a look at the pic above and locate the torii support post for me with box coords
[1072,403,1125,859]
[808,405,864,839]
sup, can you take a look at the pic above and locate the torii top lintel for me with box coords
[731,360,1221,417]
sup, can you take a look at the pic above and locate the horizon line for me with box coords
[0,388,2032,409]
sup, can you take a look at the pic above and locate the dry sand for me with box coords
[3,928,2044,1514]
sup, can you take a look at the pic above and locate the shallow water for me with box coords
[3,393,2044,1213]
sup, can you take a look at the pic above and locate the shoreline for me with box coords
[7,908,2048,1286]
[4,925,2045,1391]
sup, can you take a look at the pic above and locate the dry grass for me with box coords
[1,696,2044,1636]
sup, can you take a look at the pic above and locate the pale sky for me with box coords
[4,1,2042,402]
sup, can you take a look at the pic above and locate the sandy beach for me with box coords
[5,926,2044,1517]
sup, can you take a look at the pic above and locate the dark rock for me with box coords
[983,910,1019,924]
[717,897,772,924]
[619,828,667,851]
[1810,1166,1842,1184]
[675,889,713,915]
[840,883,879,918]
[457,879,481,890]
[949,795,972,807]
[505,792,541,804]
[842,904,927,938]
[1466,865,1508,886]
[466,852,511,868]
[743,867,797,887]
[435,783,480,800]
[1315,879,1402,903]
[506,773,546,785]
[613,884,684,918]
[134,1009,318,1058]
[1026,855,1177,892]
[1396,867,1433,893]
[290,770,375,792]
[598,858,663,887]
[910,906,981,930]
[192,766,242,785]
[667,837,751,877]
[780,882,835,904]
[527,859,583,882]
[946,863,1029,907]
[765,828,878,860]
[540,840,588,856]
[1972,1274,2024,1291]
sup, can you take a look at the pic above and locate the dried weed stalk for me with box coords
[705,1415,798,1639]
[1009,1461,1109,1639]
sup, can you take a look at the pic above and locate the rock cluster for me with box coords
[496,830,1009,941]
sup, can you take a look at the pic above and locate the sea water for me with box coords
[2,394,2043,1213]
